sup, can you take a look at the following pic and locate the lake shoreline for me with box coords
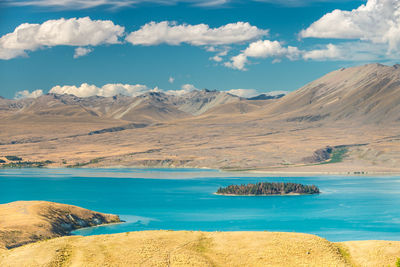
[1,171,400,242]
[2,165,400,176]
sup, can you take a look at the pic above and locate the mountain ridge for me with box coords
[1,63,400,172]
[256,63,400,124]
[0,89,249,123]
[3,63,400,125]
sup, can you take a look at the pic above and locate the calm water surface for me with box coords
[1,168,399,242]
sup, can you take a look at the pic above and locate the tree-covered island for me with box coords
[216,182,320,196]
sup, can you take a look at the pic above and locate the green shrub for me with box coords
[0,160,53,169]
[329,148,348,163]
[5,156,22,161]
[320,147,348,165]
[396,258,400,267]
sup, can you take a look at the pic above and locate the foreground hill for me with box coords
[0,201,399,266]
[0,201,121,249]
[1,63,400,173]
[1,230,399,267]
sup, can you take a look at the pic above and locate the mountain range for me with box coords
[0,89,280,123]
[1,63,400,173]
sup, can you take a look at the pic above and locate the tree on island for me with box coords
[216,182,319,196]
[5,156,22,161]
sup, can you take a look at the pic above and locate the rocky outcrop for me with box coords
[303,146,333,163]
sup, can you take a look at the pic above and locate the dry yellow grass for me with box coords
[0,201,120,249]
[1,231,399,267]
[0,231,349,267]
[340,240,400,267]
[1,115,400,174]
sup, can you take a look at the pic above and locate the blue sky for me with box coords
[0,0,398,99]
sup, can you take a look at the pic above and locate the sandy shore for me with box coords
[4,164,400,177]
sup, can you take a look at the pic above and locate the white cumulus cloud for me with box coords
[303,44,343,60]
[226,89,259,98]
[165,84,198,96]
[210,55,223,62]
[208,46,230,62]
[73,47,93,58]
[224,53,248,70]
[14,89,44,99]
[49,82,201,98]
[0,17,125,60]
[225,40,392,69]
[49,83,157,97]
[300,0,400,53]
[125,21,268,46]
[225,40,301,70]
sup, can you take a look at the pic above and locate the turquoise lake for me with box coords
[1,168,400,242]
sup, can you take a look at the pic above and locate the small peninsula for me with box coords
[216,182,320,196]
[0,201,121,249]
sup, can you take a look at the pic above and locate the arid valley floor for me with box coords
[1,64,400,174]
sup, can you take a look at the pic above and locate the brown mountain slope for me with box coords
[0,90,241,124]
[2,94,100,122]
[93,92,190,123]
[174,89,241,115]
[202,98,273,116]
[261,63,400,124]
